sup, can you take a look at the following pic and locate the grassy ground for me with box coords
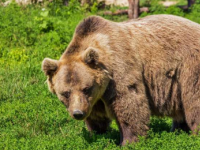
[1,1,200,149]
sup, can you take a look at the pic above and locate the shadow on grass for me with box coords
[82,117,191,145]
[82,117,173,144]
[82,127,120,145]
[150,117,172,133]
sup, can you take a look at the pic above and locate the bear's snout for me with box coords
[73,110,85,120]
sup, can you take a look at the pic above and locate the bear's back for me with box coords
[121,15,200,62]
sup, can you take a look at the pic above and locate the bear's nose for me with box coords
[73,110,84,120]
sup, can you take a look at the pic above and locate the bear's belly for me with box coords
[143,66,183,118]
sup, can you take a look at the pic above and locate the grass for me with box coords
[1,0,200,149]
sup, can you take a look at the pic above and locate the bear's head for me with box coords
[42,47,111,120]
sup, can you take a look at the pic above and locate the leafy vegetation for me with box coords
[1,0,200,149]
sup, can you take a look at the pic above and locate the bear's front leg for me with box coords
[85,117,111,134]
[85,100,111,134]
[112,93,151,145]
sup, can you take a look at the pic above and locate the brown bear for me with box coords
[42,14,200,145]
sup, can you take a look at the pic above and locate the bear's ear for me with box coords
[42,58,58,76]
[82,47,99,65]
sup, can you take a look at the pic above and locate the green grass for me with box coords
[1,1,200,149]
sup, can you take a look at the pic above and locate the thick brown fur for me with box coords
[42,15,200,145]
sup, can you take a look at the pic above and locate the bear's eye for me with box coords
[82,86,93,95]
[61,91,71,99]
